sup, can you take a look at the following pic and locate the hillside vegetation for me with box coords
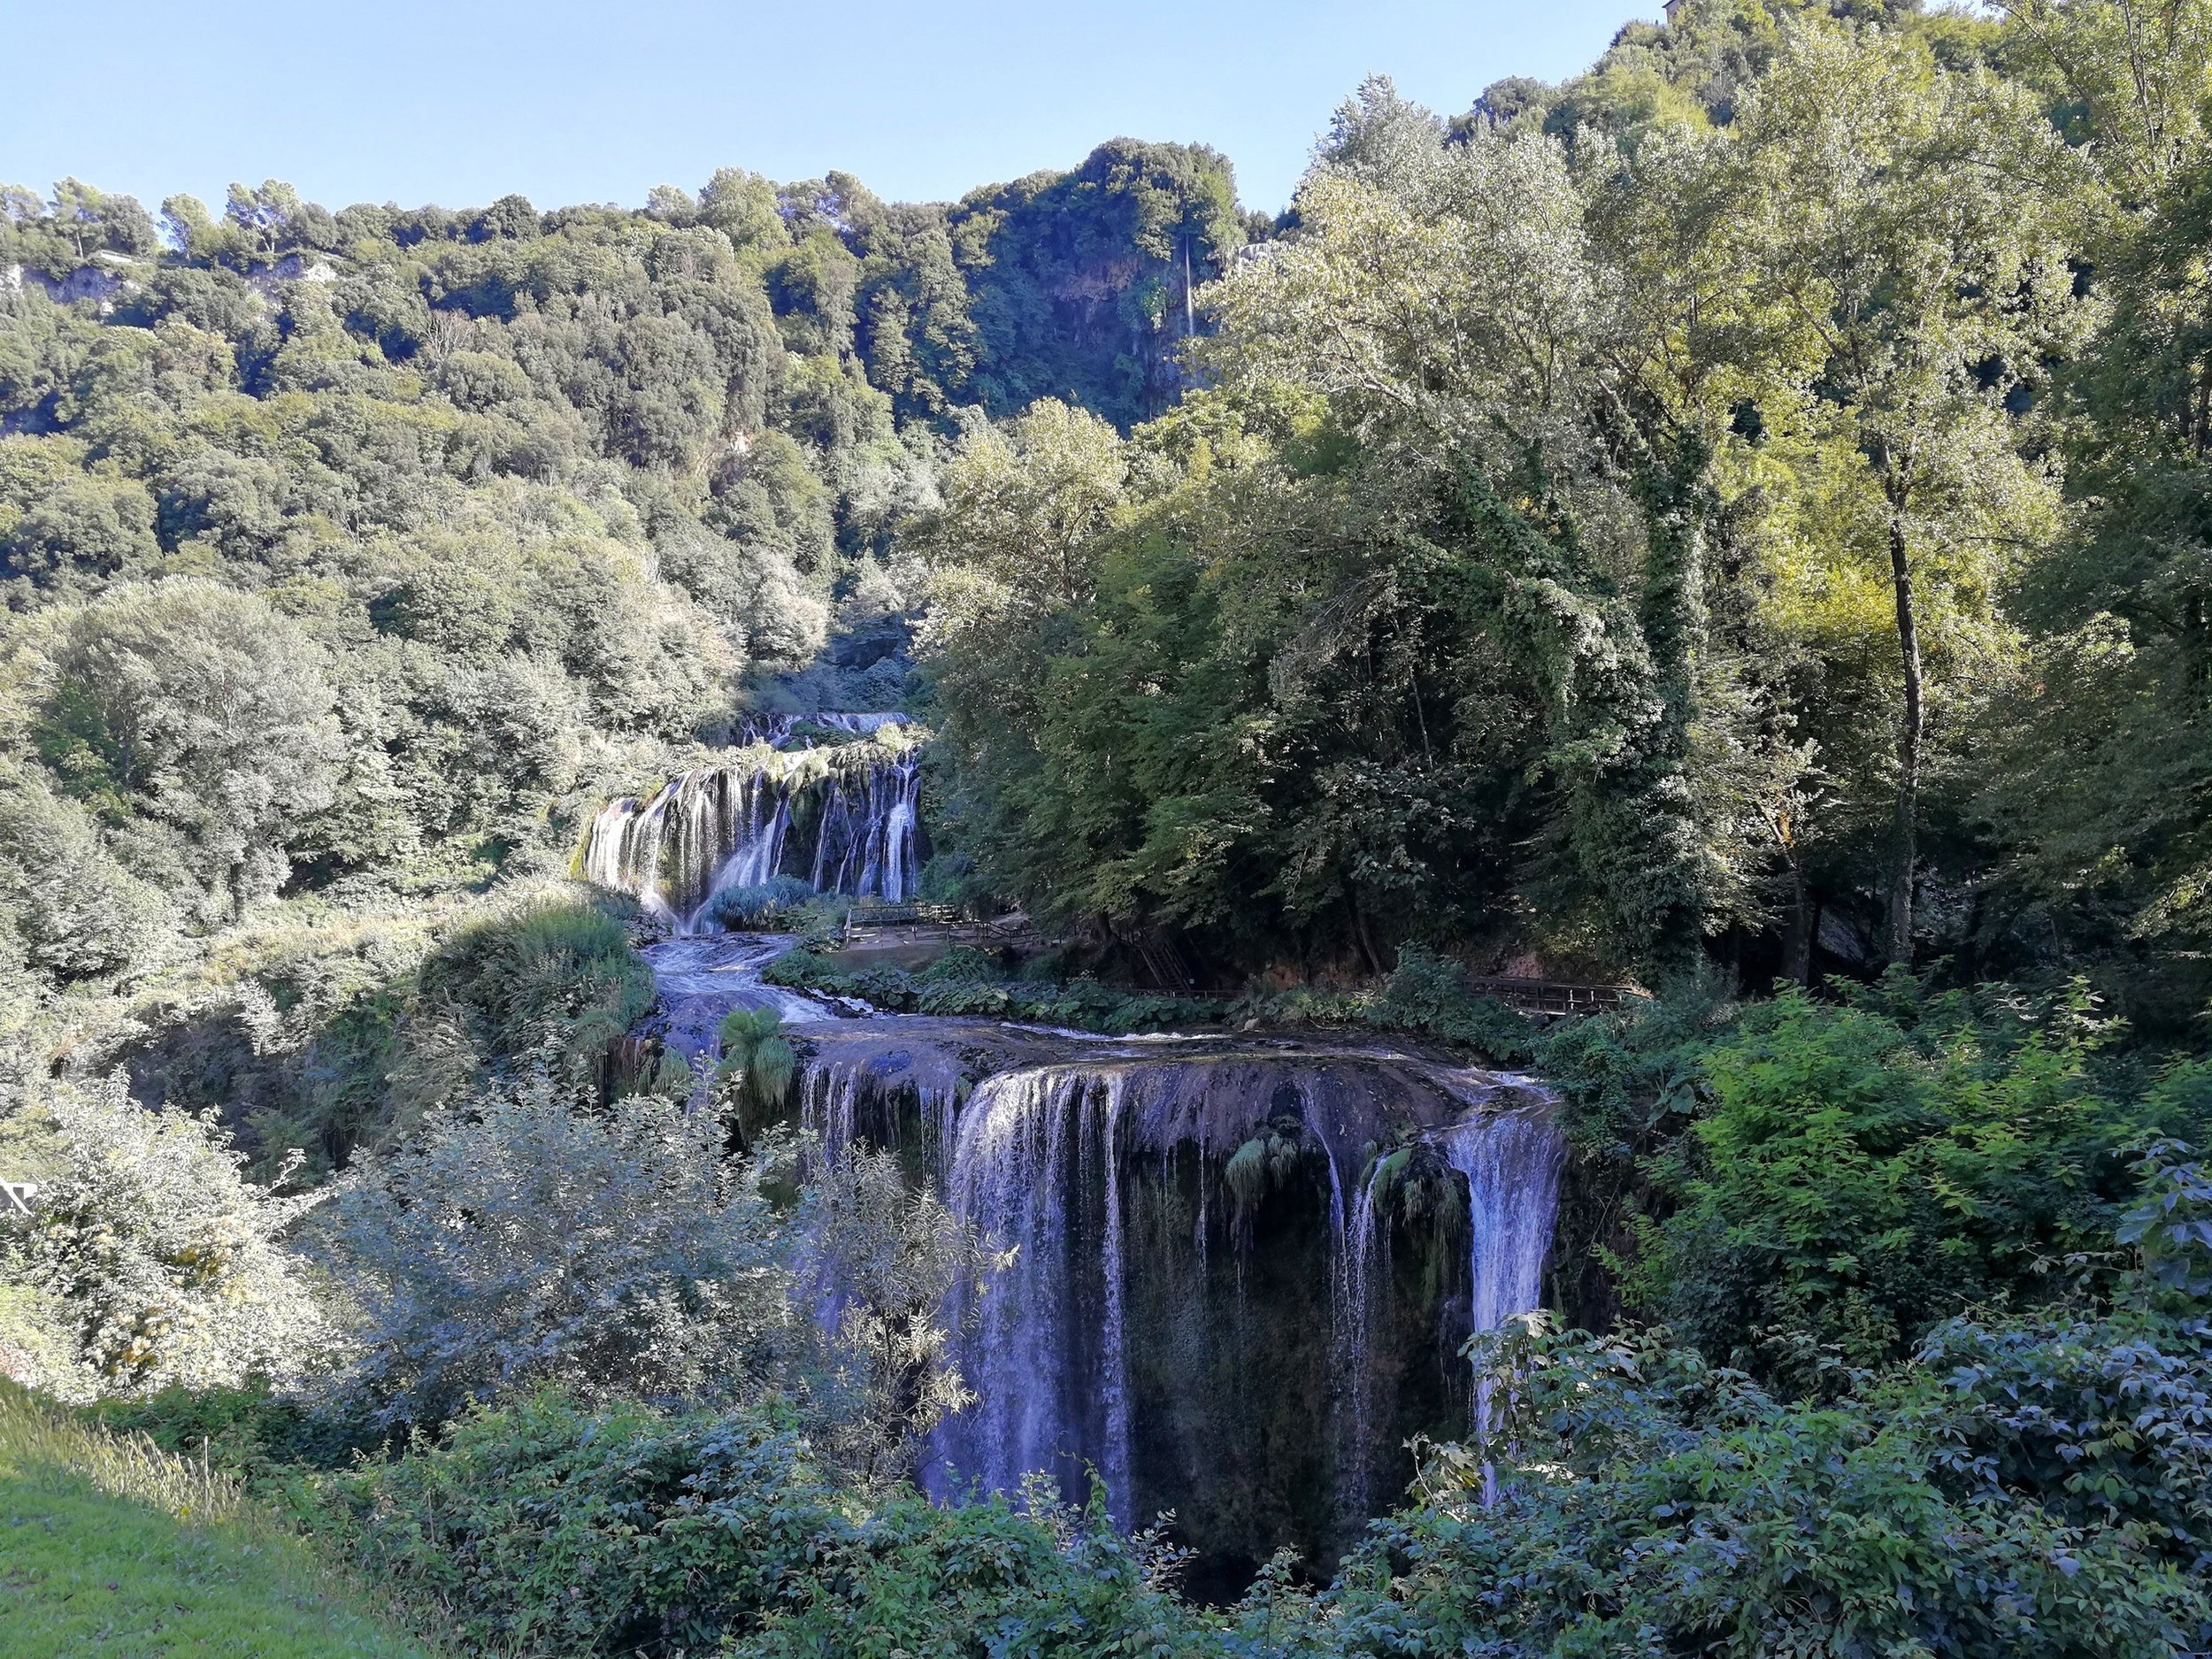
[5,0,2212,1654]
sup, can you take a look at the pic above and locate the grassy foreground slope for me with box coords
[0,1386,433,1659]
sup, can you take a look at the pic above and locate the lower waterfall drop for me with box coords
[1333,1156,1393,1517]
[928,1066,1134,1527]
[1437,1105,1566,1439]
[771,1021,1568,1561]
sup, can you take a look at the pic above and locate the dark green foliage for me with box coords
[1295,1312,2211,1659]
[94,1380,384,1489]
[703,874,818,930]
[1237,945,1545,1061]
[1633,981,2204,1382]
[742,1484,1208,1659]
[954,140,1246,426]
[716,1005,796,1135]
[764,947,1225,1033]
[320,1391,842,1656]
[318,1388,1213,1659]
[419,897,653,1076]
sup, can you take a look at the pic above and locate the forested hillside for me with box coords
[0,137,1242,1165]
[7,0,2212,1655]
[913,0,2212,1029]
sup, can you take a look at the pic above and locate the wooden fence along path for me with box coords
[840,902,1048,950]
[1454,976,1647,1016]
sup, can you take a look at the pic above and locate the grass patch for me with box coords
[0,1383,436,1659]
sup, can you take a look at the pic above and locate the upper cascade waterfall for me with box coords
[580,717,924,931]
[810,742,921,902]
[582,762,790,933]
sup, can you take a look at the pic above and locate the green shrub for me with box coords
[1,1074,333,1400]
[764,948,1224,1033]
[742,1484,1213,1659]
[419,891,652,1072]
[704,875,820,931]
[716,1006,797,1136]
[319,1388,1211,1659]
[94,1379,386,1490]
[1632,982,2197,1383]
[311,1067,788,1426]
[1282,1311,2212,1659]
[1233,944,1544,1061]
[319,1390,850,1657]
[793,1145,1007,1492]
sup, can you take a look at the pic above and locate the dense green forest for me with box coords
[6,0,2212,1654]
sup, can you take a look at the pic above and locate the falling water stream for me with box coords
[583,718,924,933]
[650,942,1564,1556]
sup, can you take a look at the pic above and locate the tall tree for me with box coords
[1722,22,2080,960]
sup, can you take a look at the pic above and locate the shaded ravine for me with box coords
[634,936,1563,1580]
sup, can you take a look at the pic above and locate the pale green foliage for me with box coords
[1315,74,1448,194]
[314,1067,790,1425]
[1,1074,332,1399]
[796,1143,1009,1490]
[908,398,1129,622]
[2001,0,2212,208]
[0,764,175,980]
[1206,127,1613,488]
[0,1383,244,1521]
[1724,24,2077,569]
[1715,20,2082,949]
[35,579,343,918]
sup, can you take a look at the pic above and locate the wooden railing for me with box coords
[844,901,964,928]
[1459,976,1648,1016]
[841,903,1046,949]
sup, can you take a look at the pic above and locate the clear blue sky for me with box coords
[3,1,1641,219]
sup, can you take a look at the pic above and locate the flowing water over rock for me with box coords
[582,721,924,931]
[631,938,1563,1578]
[641,934,830,1064]
[584,763,791,933]
[772,1014,1563,1568]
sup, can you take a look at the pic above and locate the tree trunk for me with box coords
[1350,894,1385,979]
[1887,503,1924,963]
[1184,239,1195,338]
[1783,864,1818,987]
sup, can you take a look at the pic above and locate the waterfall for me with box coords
[780,1025,1563,1554]
[810,742,922,901]
[928,1067,1134,1528]
[1333,1156,1393,1515]
[1436,1106,1565,1445]
[581,719,925,926]
[580,762,789,934]
[799,1065,863,1173]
